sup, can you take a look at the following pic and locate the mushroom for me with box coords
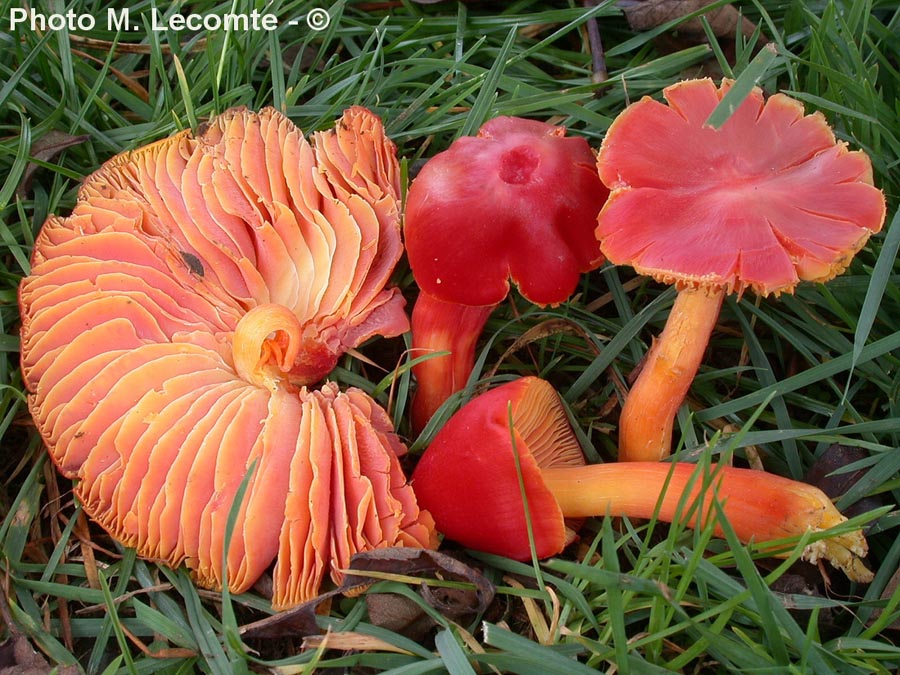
[595,78,886,462]
[404,116,608,433]
[411,377,873,582]
[20,107,436,609]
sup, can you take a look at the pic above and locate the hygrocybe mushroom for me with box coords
[412,377,872,582]
[404,116,608,433]
[596,78,886,462]
[19,107,436,608]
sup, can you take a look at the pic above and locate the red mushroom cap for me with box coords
[596,78,886,296]
[411,377,584,560]
[405,116,608,307]
[19,107,435,608]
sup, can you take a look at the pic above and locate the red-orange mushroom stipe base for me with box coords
[404,116,608,433]
[596,78,886,462]
[20,107,436,609]
[412,377,873,582]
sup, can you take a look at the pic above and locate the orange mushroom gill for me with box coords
[20,106,436,608]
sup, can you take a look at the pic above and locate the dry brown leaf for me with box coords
[343,548,495,613]
[365,592,437,642]
[360,549,496,642]
[0,635,78,675]
[302,630,417,654]
[16,131,89,199]
[869,566,900,632]
[618,0,763,43]
[483,317,602,383]
[72,49,150,102]
[803,443,887,521]
[66,34,206,55]
[240,548,495,639]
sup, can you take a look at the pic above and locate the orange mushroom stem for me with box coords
[618,287,724,461]
[233,304,303,390]
[412,377,873,582]
[595,78,886,462]
[410,292,495,430]
[541,462,870,580]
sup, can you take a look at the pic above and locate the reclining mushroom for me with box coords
[595,78,886,462]
[412,377,873,582]
[20,107,436,609]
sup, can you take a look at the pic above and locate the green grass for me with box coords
[2,0,899,672]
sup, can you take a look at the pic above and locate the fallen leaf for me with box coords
[72,49,149,102]
[617,0,763,43]
[239,583,364,640]
[67,34,207,55]
[0,635,77,675]
[16,131,89,199]
[342,548,495,612]
[365,591,436,642]
[301,630,417,654]
[869,566,900,632]
[483,317,602,383]
[803,443,887,521]
[354,549,496,642]
[240,547,494,639]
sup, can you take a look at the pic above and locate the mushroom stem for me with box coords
[618,287,725,462]
[540,461,873,582]
[410,291,496,433]
[233,303,304,391]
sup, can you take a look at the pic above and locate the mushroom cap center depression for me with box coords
[498,145,541,185]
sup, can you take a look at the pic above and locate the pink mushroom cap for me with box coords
[596,78,886,297]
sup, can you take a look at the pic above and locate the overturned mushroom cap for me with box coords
[20,107,436,608]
